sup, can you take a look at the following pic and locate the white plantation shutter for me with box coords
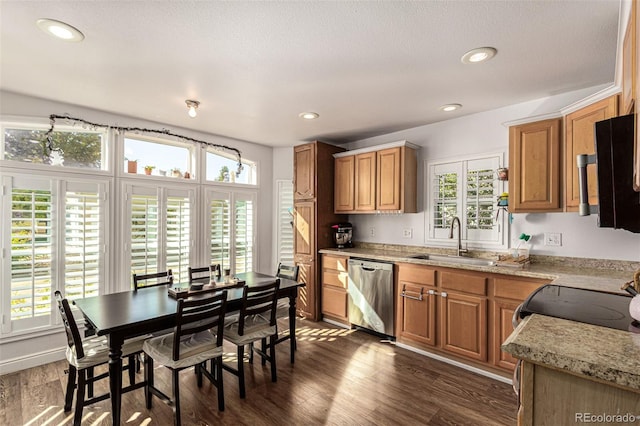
[64,183,104,300]
[9,182,54,328]
[208,191,231,273]
[166,193,191,283]
[130,192,160,277]
[430,161,462,240]
[125,185,193,287]
[234,192,255,274]
[276,180,294,266]
[205,189,256,275]
[2,175,107,334]
[427,154,504,247]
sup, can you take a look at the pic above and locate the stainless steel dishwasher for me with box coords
[347,258,394,337]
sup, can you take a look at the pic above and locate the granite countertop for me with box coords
[319,246,639,294]
[502,314,640,392]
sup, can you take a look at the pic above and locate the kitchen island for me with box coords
[502,314,640,425]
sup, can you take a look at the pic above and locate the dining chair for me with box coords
[222,279,280,398]
[54,291,147,426]
[188,264,221,283]
[265,263,300,363]
[143,292,227,426]
[133,269,173,291]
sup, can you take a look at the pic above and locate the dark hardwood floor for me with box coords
[0,319,517,425]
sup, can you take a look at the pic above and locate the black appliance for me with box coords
[577,113,640,232]
[331,223,353,248]
[519,284,636,332]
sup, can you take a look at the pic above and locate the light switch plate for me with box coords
[403,228,413,238]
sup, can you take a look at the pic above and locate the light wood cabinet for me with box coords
[333,142,417,214]
[293,141,347,320]
[396,263,548,372]
[321,254,349,323]
[634,0,640,191]
[334,156,354,212]
[508,118,562,212]
[355,152,376,211]
[439,270,488,362]
[491,276,547,370]
[396,264,437,346]
[622,0,635,115]
[294,144,315,200]
[376,146,417,212]
[564,96,618,211]
[518,361,640,426]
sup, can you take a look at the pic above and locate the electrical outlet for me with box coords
[403,228,413,238]
[369,227,375,237]
[544,232,562,246]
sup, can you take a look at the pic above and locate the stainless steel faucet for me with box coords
[448,216,468,257]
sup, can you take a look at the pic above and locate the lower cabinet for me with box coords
[395,263,549,372]
[321,254,349,324]
[518,361,640,426]
[396,264,437,346]
[295,258,316,319]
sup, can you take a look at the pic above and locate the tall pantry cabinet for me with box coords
[293,141,347,320]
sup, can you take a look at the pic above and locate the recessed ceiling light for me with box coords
[461,47,497,64]
[439,104,462,112]
[36,18,84,42]
[299,112,319,120]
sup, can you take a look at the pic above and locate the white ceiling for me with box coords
[0,1,621,147]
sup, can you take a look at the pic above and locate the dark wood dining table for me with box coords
[73,271,304,426]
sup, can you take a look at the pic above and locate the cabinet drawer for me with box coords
[323,255,348,272]
[440,271,487,296]
[322,286,348,319]
[323,269,348,289]
[493,278,547,301]
[397,264,436,286]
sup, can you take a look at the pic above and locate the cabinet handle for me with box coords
[401,284,423,301]
[427,289,436,296]
[441,291,448,298]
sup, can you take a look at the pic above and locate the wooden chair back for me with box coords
[188,264,221,282]
[172,292,227,361]
[133,269,173,291]
[237,279,280,336]
[54,290,85,358]
[276,263,299,282]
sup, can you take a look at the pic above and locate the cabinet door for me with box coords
[396,264,437,346]
[294,143,315,200]
[492,299,521,370]
[509,118,562,212]
[565,96,618,211]
[376,147,402,211]
[355,152,376,211]
[334,156,355,212]
[440,292,487,361]
[294,201,315,258]
[295,258,316,319]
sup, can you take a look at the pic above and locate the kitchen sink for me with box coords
[407,253,496,267]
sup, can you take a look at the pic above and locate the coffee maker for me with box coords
[331,223,353,248]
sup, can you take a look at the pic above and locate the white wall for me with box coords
[345,86,640,262]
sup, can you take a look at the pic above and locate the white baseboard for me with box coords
[395,341,512,385]
[0,347,66,375]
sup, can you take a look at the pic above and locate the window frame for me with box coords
[204,148,258,186]
[1,119,110,174]
[425,152,507,250]
[121,133,196,180]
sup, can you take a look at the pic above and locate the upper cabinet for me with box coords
[294,144,315,200]
[509,118,563,212]
[564,96,618,211]
[334,141,418,214]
